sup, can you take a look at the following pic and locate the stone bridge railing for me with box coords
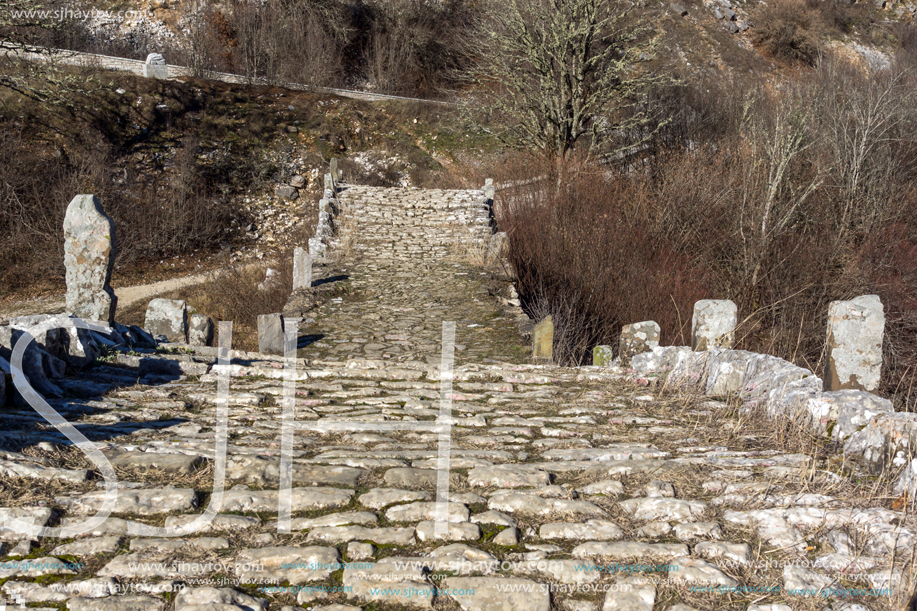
[535,293,917,501]
[4,46,450,105]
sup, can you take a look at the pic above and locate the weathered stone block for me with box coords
[290,175,306,188]
[488,232,507,259]
[330,158,339,182]
[631,346,692,378]
[533,316,553,361]
[844,412,917,475]
[705,349,756,395]
[667,349,710,390]
[0,326,63,398]
[143,53,168,78]
[188,313,214,346]
[593,345,614,367]
[619,321,660,367]
[63,194,117,325]
[293,247,312,291]
[9,314,99,369]
[275,185,299,201]
[144,299,187,343]
[691,300,736,350]
[121,324,157,349]
[802,390,894,443]
[309,237,326,258]
[258,313,285,356]
[825,295,884,392]
[895,458,917,502]
[0,358,6,405]
[483,178,495,201]
[762,374,822,421]
[740,353,817,414]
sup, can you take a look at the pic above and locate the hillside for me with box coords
[70,0,913,80]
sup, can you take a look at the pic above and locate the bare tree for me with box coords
[812,57,917,243]
[736,86,825,287]
[180,2,232,79]
[471,0,670,171]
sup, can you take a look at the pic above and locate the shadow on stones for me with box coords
[312,274,349,287]
[297,334,325,348]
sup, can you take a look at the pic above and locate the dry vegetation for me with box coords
[489,52,917,412]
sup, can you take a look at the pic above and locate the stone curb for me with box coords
[625,345,915,499]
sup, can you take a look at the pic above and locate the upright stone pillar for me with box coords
[825,295,884,392]
[691,299,737,351]
[619,321,661,367]
[484,178,495,202]
[63,194,118,325]
[188,313,214,346]
[593,345,614,366]
[330,158,340,182]
[258,313,286,356]
[533,316,553,361]
[293,247,313,290]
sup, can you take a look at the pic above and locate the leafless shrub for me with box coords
[494,55,917,412]
[750,0,824,65]
[182,255,294,352]
[502,172,713,365]
[0,125,241,295]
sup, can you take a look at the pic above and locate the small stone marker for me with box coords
[258,313,285,356]
[144,299,187,343]
[188,313,214,346]
[293,247,313,291]
[691,299,737,351]
[593,345,614,366]
[488,232,507,259]
[825,294,884,392]
[330,158,339,182]
[143,53,168,79]
[619,321,661,367]
[324,172,336,193]
[484,178,495,201]
[533,316,553,361]
[63,194,118,325]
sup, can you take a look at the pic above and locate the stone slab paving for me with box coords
[0,185,914,611]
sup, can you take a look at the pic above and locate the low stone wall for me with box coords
[626,344,915,499]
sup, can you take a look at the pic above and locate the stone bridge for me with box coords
[0,181,914,611]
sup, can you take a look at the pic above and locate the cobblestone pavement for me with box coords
[0,187,914,611]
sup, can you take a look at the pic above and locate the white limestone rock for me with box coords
[619,497,707,521]
[825,295,884,392]
[691,299,737,350]
[174,586,269,610]
[144,298,187,342]
[445,577,550,611]
[539,520,624,541]
[63,194,117,324]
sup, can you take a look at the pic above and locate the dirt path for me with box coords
[0,269,217,325]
